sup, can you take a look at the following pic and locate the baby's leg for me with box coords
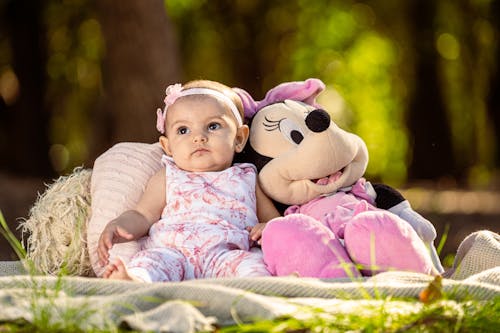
[121,248,188,282]
[207,248,271,278]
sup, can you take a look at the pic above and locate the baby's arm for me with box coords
[249,181,281,243]
[97,169,166,265]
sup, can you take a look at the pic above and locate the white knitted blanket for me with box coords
[1,230,499,333]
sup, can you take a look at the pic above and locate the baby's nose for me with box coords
[193,133,208,142]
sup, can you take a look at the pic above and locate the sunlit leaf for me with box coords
[419,275,444,304]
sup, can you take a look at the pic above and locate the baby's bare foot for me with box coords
[103,258,134,281]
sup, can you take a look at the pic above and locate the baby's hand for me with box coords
[247,223,267,245]
[97,222,134,266]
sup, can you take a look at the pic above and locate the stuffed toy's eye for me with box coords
[280,118,304,145]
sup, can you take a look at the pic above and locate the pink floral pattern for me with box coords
[127,158,269,281]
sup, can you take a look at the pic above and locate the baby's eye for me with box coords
[208,122,221,131]
[177,126,190,135]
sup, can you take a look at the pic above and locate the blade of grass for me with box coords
[436,223,450,255]
[0,210,27,260]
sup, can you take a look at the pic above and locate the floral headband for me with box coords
[156,83,243,134]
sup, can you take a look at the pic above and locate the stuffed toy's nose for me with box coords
[305,109,330,133]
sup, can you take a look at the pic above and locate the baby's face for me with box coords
[160,96,243,172]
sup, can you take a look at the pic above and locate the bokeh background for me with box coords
[0,0,499,264]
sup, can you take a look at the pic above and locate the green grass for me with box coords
[2,297,498,332]
[1,210,499,332]
[0,211,134,333]
[219,297,500,333]
[0,210,26,261]
[0,323,136,333]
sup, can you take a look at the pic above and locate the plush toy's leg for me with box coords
[373,183,444,273]
[388,200,444,273]
[261,214,361,278]
[343,208,436,276]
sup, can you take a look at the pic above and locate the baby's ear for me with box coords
[235,125,250,152]
[159,136,172,156]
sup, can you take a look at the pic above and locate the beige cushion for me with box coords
[87,142,163,276]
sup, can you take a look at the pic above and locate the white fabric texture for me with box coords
[0,265,498,332]
[446,229,500,280]
[2,229,500,332]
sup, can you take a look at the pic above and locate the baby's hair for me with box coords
[182,80,245,123]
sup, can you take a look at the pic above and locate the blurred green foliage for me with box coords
[1,0,497,187]
[290,1,408,184]
[165,0,410,183]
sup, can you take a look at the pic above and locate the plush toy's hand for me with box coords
[323,211,347,239]
[323,200,374,239]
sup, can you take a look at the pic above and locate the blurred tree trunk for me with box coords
[406,0,455,181]
[177,0,274,97]
[90,0,181,161]
[209,1,270,97]
[0,0,52,177]
[488,0,500,167]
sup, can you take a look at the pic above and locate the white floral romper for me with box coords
[126,156,270,282]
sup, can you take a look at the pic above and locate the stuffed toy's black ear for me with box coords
[233,117,273,170]
[234,142,272,171]
[372,183,406,209]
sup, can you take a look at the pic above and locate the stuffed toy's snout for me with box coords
[246,98,369,205]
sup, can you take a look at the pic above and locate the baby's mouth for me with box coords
[314,170,343,185]
[192,147,209,155]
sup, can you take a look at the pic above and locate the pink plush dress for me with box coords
[126,157,270,282]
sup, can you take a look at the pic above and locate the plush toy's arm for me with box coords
[372,183,405,209]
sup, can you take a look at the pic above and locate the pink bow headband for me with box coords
[156,83,243,134]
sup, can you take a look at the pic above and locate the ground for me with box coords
[0,172,499,263]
